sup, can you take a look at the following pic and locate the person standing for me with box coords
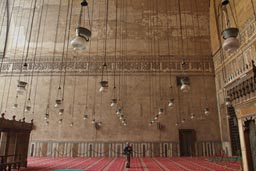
[123,143,133,168]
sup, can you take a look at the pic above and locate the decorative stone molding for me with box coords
[0,55,214,75]
[29,140,221,158]
[242,115,256,130]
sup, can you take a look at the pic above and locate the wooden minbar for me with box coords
[0,114,33,170]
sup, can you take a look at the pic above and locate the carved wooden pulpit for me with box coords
[0,114,33,170]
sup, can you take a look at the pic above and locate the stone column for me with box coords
[237,119,248,171]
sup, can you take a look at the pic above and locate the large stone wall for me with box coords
[0,0,222,157]
[0,73,220,142]
[0,0,212,59]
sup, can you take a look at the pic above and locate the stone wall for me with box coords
[210,0,256,157]
[0,0,222,157]
[0,73,220,143]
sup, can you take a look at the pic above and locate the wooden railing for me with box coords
[0,154,27,171]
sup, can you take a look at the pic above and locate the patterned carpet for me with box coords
[20,157,241,171]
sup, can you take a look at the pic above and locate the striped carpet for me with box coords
[20,157,241,171]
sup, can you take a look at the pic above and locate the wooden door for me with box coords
[179,129,196,156]
[244,120,256,171]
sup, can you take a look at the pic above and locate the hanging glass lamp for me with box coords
[54,99,62,108]
[70,122,74,127]
[168,99,175,108]
[220,0,240,52]
[110,99,117,107]
[181,118,185,123]
[16,80,27,95]
[180,79,190,93]
[158,108,164,115]
[204,108,210,116]
[71,0,91,51]
[99,80,108,93]
[116,108,122,115]
[58,108,64,115]
[190,113,195,120]
[83,114,88,120]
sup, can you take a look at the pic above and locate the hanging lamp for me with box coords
[190,113,195,120]
[99,81,108,92]
[58,119,63,124]
[168,98,175,108]
[180,78,190,93]
[110,98,117,107]
[54,99,62,108]
[71,0,91,51]
[54,87,62,108]
[44,105,50,121]
[70,122,74,127]
[99,63,109,93]
[13,96,18,108]
[204,108,210,115]
[25,98,32,112]
[97,121,102,126]
[45,120,49,125]
[16,80,27,95]
[116,108,122,115]
[83,114,88,120]
[99,0,110,93]
[94,121,102,129]
[158,108,164,115]
[44,112,49,120]
[119,114,124,120]
[58,108,64,115]
[111,4,118,108]
[220,0,240,52]
[16,0,38,96]
[181,118,185,123]
[225,96,232,107]
[178,0,190,93]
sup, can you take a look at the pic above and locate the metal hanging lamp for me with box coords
[71,0,91,51]
[220,0,240,52]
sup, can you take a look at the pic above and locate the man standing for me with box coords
[123,143,133,168]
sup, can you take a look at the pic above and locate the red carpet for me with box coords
[20,157,241,171]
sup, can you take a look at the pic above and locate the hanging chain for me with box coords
[5,0,24,112]
[71,57,78,121]
[23,0,38,66]
[47,0,62,108]
[18,0,34,80]
[32,0,50,118]
[57,0,71,98]
[113,0,119,99]
[62,0,74,100]
[101,0,109,81]
[84,0,95,113]
[0,0,9,70]
[28,0,45,100]
[165,0,173,96]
